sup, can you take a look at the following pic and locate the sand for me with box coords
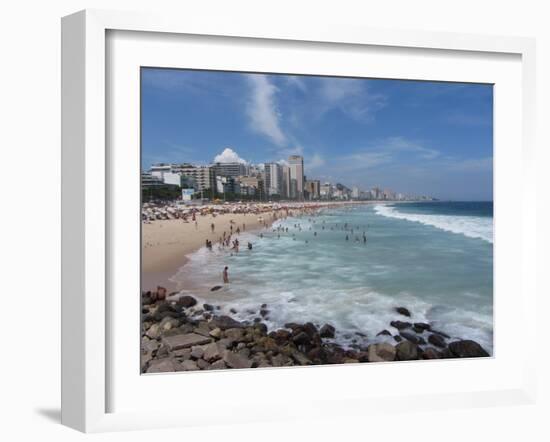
[141,212,276,292]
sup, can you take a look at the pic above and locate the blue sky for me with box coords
[141,68,493,200]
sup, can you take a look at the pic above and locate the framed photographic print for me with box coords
[61,9,538,432]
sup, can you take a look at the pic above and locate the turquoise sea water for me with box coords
[173,202,494,353]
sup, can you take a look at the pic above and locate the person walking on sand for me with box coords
[223,266,229,284]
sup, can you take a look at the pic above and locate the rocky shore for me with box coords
[141,289,490,373]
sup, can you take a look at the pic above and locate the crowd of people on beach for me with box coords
[143,200,371,285]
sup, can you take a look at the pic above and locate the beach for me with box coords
[141,201,358,292]
[140,200,493,372]
[142,211,277,291]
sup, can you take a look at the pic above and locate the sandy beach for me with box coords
[142,211,279,291]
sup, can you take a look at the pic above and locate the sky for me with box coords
[141,68,493,200]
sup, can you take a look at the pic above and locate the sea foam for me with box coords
[374,204,493,243]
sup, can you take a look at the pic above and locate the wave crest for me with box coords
[374,204,493,243]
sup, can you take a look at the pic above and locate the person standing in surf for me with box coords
[223,266,229,284]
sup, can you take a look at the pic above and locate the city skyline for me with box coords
[142,69,493,201]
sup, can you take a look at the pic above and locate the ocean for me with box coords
[172,201,494,354]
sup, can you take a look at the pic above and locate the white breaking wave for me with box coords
[374,204,493,243]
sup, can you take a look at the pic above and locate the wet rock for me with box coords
[367,343,396,362]
[178,295,197,308]
[292,331,311,346]
[393,335,402,342]
[211,315,246,330]
[376,329,392,337]
[448,340,489,358]
[210,286,222,292]
[400,331,423,345]
[162,333,211,351]
[203,303,214,311]
[260,309,270,318]
[390,321,412,330]
[396,341,419,361]
[319,324,336,338]
[428,333,447,348]
[254,323,268,335]
[431,329,450,339]
[395,307,411,317]
[271,329,292,345]
[284,322,302,330]
[303,322,318,338]
[230,308,238,314]
[413,322,431,333]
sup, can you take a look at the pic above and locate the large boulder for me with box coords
[162,333,211,351]
[203,342,224,362]
[210,315,246,330]
[178,295,197,308]
[367,343,396,362]
[400,331,423,344]
[428,333,447,348]
[395,307,411,317]
[390,320,412,330]
[319,324,336,338]
[292,331,311,346]
[222,350,253,369]
[448,340,489,358]
[225,327,245,341]
[395,341,419,361]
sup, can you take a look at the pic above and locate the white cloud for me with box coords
[285,76,308,92]
[381,136,440,160]
[246,76,287,146]
[213,147,248,164]
[317,78,387,121]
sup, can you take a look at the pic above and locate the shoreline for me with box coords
[141,291,491,373]
[141,200,380,292]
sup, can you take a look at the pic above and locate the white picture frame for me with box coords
[61,9,538,433]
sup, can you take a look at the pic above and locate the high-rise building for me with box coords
[264,162,283,196]
[281,165,290,199]
[212,162,247,178]
[288,155,304,199]
[237,175,265,199]
[173,164,215,192]
[305,180,321,200]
